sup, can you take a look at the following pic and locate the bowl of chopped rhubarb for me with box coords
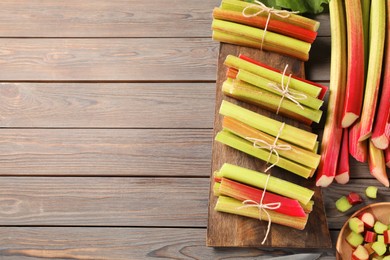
[336,202,390,260]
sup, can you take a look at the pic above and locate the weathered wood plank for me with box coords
[0,83,215,128]
[0,38,218,81]
[0,129,212,176]
[0,177,386,228]
[0,177,209,226]
[0,227,337,259]
[0,129,373,177]
[0,1,330,38]
[0,0,219,38]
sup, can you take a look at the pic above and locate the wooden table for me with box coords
[0,1,388,259]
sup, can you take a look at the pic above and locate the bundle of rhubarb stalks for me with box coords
[213,54,328,230]
[211,0,320,61]
[316,0,390,187]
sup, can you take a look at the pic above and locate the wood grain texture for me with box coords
[0,83,215,128]
[0,38,218,81]
[207,43,331,248]
[0,129,212,176]
[0,177,387,228]
[0,0,219,38]
[0,227,337,260]
[0,177,208,226]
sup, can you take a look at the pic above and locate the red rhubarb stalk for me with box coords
[349,121,368,163]
[368,140,389,187]
[218,177,306,217]
[335,128,350,184]
[316,0,347,187]
[371,0,390,149]
[341,0,365,128]
[226,67,238,79]
[358,0,386,141]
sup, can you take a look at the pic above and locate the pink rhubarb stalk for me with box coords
[335,128,350,184]
[358,0,386,141]
[371,0,390,149]
[341,0,365,128]
[385,147,390,168]
[349,121,368,163]
[316,0,347,187]
[368,140,389,187]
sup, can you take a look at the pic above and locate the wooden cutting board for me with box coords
[207,43,332,248]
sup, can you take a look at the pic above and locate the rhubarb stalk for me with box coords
[358,0,386,141]
[349,121,368,163]
[341,0,365,128]
[385,147,390,168]
[371,0,390,150]
[335,128,350,184]
[368,140,389,187]
[316,0,347,187]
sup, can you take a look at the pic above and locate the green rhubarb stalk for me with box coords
[215,130,313,178]
[215,163,315,204]
[212,19,311,61]
[236,69,324,110]
[217,177,306,217]
[215,195,308,230]
[219,100,318,150]
[222,79,323,123]
[222,116,321,169]
[361,0,370,74]
[220,0,320,32]
[224,55,321,97]
[368,141,389,187]
[359,0,386,141]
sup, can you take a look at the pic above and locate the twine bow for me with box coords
[242,1,299,50]
[268,64,307,114]
[246,122,291,172]
[237,174,281,244]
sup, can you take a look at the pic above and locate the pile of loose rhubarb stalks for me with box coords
[316,0,390,187]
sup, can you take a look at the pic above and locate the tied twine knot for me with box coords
[268,64,307,114]
[237,174,281,244]
[246,122,291,172]
[242,1,299,50]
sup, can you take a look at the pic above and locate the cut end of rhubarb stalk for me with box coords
[316,175,335,187]
[371,168,390,187]
[335,171,350,184]
[342,113,359,128]
[371,135,389,150]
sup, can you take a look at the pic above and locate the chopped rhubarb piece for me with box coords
[349,217,365,233]
[377,235,385,243]
[347,231,365,247]
[336,196,352,212]
[365,231,378,243]
[365,186,379,199]
[352,244,369,260]
[383,230,390,244]
[374,221,388,234]
[363,242,375,255]
[347,192,363,205]
[360,212,376,228]
[372,241,387,256]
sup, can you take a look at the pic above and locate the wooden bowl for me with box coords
[336,202,390,259]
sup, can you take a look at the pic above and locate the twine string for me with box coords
[246,122,291,172]
[242,1,299,50]
[237,173,281,244]
[268,64,307,114]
